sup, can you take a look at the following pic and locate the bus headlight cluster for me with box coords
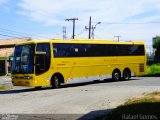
[11,76,32,80]
[24,76,33,80]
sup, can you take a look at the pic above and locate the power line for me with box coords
[75,29,86,37]
[94,34,103,39]
[102,22,160,24]
[0,29,25,38]
[0,27,31,36]
[0,27,48,39]
[0,27,28,38]
[0,33,18,38]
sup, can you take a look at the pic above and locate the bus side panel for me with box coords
[67,58,91,82]
[90,57,107,80]
[105,56,146,77]
[53,58,73,83]
[117,56,146,76]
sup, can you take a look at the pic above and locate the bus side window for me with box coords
[70,45,87,57]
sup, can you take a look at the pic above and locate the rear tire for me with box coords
[112,70,121,81]
[51,75,61,89]
[123,69,131,80]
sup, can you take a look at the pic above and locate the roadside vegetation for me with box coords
[0,74,11,78]
[143,64,160,76]
[0,76,10,90]
[153,37,160,63]
[0,85,9,90]
[96,92,160,120]
[144,36,160,77]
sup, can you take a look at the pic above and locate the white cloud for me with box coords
[0,0,11,12]
[0,0,9,5]
[17,0,160,46]
[17,0,160,24]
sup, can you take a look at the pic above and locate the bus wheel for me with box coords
[123,69,131,80]
[51,75,61,89]
[112,70,121,81]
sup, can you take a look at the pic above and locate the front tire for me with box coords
[51,75,61,89]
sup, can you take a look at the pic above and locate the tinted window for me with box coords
[53,43,145,57]
[12,44,35,74]
[53,44,87,57]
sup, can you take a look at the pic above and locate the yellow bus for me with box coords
[11,39,146,88]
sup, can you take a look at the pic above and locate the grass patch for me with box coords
[0,75,11,78]
[144,91,160,98]
[143,64,160,76]
[97,92,160,120]
[0,85,9,90]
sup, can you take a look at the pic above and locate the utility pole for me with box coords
[88,16,92,39]
[114,36,121,42]
[85,16,101,39]
[63,26,67,40]
[65,18,78,39]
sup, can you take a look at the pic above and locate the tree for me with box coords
[153,37,160,63]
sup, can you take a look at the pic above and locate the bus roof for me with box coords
[16,39,145,46]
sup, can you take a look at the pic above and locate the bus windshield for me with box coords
[12,44,35,74]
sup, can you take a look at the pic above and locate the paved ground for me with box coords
[0,77,160,120]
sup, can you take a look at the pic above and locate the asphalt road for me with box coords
[0,77,160,120]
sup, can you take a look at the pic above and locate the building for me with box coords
[0,37,30,75]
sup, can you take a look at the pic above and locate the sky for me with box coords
[0,0,160,49]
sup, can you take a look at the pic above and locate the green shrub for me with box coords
[0,85,8,90]
[144,64,160,76]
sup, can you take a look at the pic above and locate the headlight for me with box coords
[24,76,33,80]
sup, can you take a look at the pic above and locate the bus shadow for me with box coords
[0,86,56,94]
[0,78,140,94]
[61,78,140,88]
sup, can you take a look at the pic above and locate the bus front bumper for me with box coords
[11,76,35,87]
